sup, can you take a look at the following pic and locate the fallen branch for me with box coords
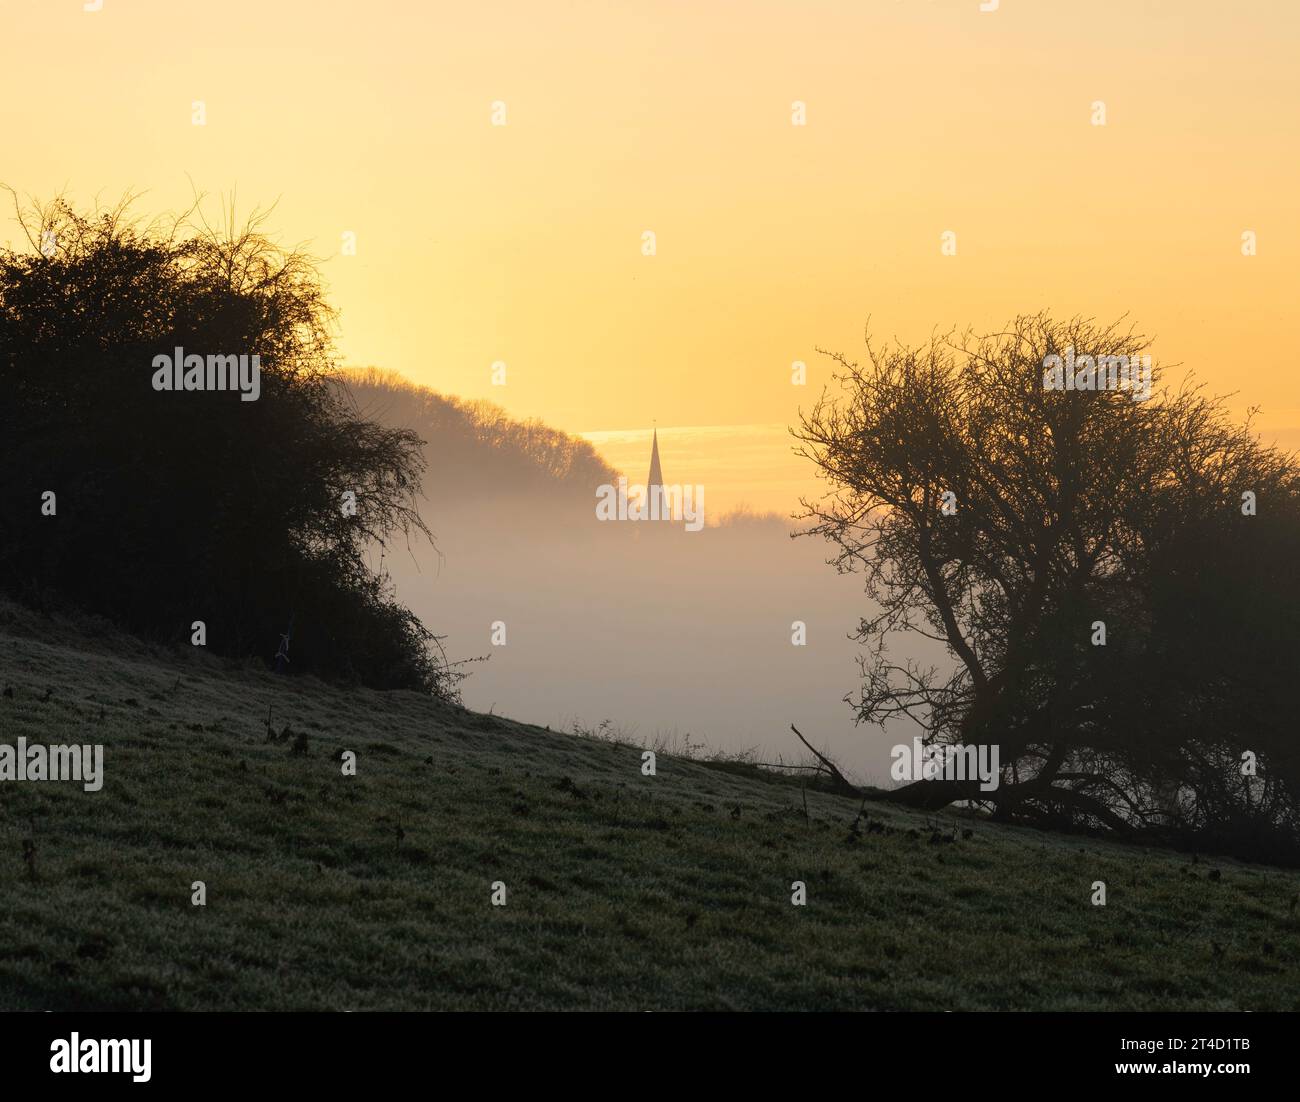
[790,724,860,798]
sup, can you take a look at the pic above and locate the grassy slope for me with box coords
[1,610,1298,1012]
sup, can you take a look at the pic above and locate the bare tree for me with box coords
[794,314,1300,857]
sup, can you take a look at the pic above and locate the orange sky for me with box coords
[4,0,1298,514]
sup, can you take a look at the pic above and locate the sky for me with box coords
[4,0,1299,514]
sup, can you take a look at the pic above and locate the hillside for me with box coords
[337,368,616,506]
[1,605,1298,1011]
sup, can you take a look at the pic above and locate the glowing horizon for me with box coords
[4,0,1298,514]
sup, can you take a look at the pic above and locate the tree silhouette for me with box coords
[0,193,455,696]
[795,314,1300,860]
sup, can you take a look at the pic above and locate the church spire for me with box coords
[647,426,664,490]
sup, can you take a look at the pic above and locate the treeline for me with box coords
[341,368,616,506]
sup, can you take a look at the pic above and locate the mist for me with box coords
[347,371,937,781]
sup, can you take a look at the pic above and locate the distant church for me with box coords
[624,425,703,531]
[641,427,672,524]
[647,427,664,495]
